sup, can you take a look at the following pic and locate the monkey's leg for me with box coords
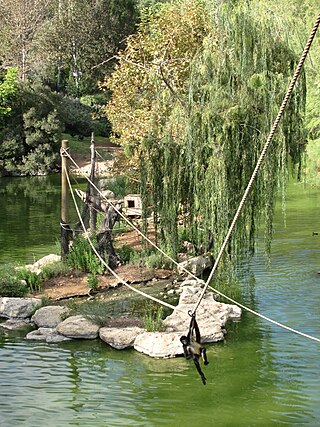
[202,348,209,366]
[193,357,206,385]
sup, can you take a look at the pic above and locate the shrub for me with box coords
[40,261,72,281]
[16,268,42,293]
[66,235,104,274]
[143,302,165,332]
[0,267,28,297]
[117,245,135,263]
[87,273,99,291]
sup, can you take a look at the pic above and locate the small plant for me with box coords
[117,245,134,263]
[16,268,42,293]
[40,261,72,281]
[66,235,104,274]
[69,300,112,327]
[0,275,28,297]
[87,272,99,291]
[143,302,165,332]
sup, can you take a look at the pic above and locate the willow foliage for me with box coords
[105,0,306,267]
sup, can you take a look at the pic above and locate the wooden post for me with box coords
[89,132,97,231]
[61,139,71,259]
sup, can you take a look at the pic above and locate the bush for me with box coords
[66,235,104,274]
[117,245,135,263]
[143,302,165,332]
[0,267,28,297]
[16,268,42,293]
[61,96,93,137]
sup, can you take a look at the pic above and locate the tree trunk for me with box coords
[96,202,122,269]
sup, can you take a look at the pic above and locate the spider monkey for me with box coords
[180,313,209,385]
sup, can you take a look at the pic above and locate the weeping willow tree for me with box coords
[104,0,306,270]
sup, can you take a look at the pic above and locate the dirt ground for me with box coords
[35,263,172,301]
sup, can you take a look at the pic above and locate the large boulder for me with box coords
[0,297,42,319]
[100,326,144,350]
[32,306,70,328]
[163,279,241,342]
[56,315,100,339]
[177,255,212,276]
[134,332,182,358]
[133,278,241,358]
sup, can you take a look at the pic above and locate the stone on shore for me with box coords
[177,255,212,276]
[0,318,31,330]
[25,254,61,275]
[0,297,42,319]
[134,332,182,358]
[26,327,72,343]
[133,278,241,358]
[56,315,100,339]
[99,326,145,349]
[31,305,70,328]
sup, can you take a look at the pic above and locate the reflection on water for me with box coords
[0,180,319,426]
[0,175,85,266]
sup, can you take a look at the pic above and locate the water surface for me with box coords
[0,178,319,426]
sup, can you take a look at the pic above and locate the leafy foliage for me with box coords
[0,68,18,122]
[105,0,307,268]
[66,235,104,274]
[0,81,62,175]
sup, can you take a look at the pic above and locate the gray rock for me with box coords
[26,327,71,343]
[134,332,183,358]
[99,326,145,349]
[32,306,70,328]
[163,281,241,343]
[177,254,212,276]
[26,328,56,341]
[0,318,31,330]
[25,254,61,275]
[133,279,241,358]
[0,297,42,319]
[56,315,100,339]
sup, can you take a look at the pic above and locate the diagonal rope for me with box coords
[191,11,320,317]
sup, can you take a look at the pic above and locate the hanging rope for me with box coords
[191,11,320,317]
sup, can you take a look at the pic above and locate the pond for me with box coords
[0,176,319,426]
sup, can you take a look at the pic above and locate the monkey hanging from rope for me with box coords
[180,312,209,385]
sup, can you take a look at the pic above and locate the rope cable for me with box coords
[191,11,320,316]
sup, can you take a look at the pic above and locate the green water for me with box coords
[0,177,319,426]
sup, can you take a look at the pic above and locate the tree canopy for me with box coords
[104,0,308,265]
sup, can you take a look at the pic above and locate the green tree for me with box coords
[0,82,63,176]
[33,0,138,94]
[104,0,307,266]
[0,68,18,122]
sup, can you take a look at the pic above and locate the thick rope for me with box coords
[191,11,320,316]
[63,164,185,314]
[62,150,320,343]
